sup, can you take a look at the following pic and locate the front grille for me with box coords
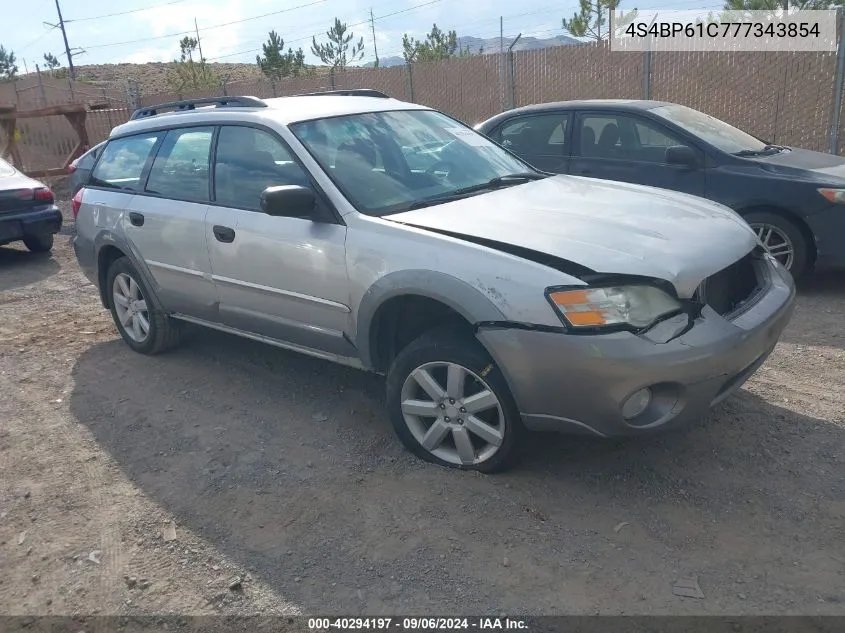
[698,251,762,317]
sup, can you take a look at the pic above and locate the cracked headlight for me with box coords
[547,285,682,330]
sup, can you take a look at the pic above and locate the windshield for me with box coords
[290,109,534,215]
[651,104,767,155]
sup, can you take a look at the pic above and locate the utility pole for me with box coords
[54,0,75,80]
[194,18,205,62]
[370,8,379,68]
[499,16,504,111]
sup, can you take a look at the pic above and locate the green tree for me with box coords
[402,24,459,63]
[43,52,61,73]
[168,36,217,91]
[256,30,306,79]
[562,0,622,41]
[311,18,365,70]
[0,45,18,82]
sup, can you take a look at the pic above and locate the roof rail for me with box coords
[129,96,267,121]
[298,89,389,98]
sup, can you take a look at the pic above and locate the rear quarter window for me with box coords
[91,134,160,191]
[76,143,105,170]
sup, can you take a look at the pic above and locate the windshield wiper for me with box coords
[402,172,548,211]
[733,144,788,157]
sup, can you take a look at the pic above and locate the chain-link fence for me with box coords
[3,35,845,172]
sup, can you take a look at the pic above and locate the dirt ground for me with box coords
[1,190,843,617]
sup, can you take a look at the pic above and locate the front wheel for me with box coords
[744,211,809,279]
[386,328,523,473]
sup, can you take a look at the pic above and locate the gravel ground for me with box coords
[1,190,843,617]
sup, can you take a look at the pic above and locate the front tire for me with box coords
[23,233,53,253]
[386,328,523,473]
[106,257,183,355]
[744,211,808,279]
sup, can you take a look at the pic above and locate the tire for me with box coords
[386,327,524,473]
[743,211,809,279]
[23,233,53,253]
[106,256,183,355]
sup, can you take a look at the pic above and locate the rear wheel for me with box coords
[107,257,183,355]
[386,328,523,473]
[23,233,53,253]
[743,211,808,278]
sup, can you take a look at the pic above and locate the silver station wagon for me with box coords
[71,91,796,472]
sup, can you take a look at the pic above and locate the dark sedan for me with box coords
[0,157,62,253]
[476,100,845,278]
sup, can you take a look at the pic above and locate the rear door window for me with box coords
[145,127,214,202]
[90,134,160,191]
[494,113,570,157]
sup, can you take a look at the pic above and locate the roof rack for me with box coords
[298,89,389,98]
[129,96,267,121]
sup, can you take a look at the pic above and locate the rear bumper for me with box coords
[0,207,62,243]
[477,256,796,437]
[71,233,98,286]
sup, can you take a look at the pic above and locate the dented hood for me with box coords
[388,175,759,298]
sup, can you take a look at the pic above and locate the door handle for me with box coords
[213,225,236,243]
[128,212,144,227]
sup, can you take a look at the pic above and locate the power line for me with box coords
[357,6,567,62]
[84,0,330,51]
[207,0,444,61]
[17,25,59,53]
[66,0,187,23]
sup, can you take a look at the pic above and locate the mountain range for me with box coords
[365,34,581,67]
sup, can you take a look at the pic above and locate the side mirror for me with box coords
[665,145,699,168]
[260,185,316,219]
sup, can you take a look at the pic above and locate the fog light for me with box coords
[622,388,652,419]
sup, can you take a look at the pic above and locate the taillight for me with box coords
[72,188,84,219]
[34,187,54,204]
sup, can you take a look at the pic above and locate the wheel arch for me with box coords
[94,232,164,311]
[356,270,507,373]
[736,204,817,267]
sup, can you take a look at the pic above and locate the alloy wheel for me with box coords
[750,222,794,270]
[399,361,506,466]
[113,272,150,343]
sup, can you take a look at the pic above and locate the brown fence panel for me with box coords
[777,52,836,153]
[5,44,845,162]
[333,66,408,99]
[514,43,642,106]
[12,115,78,172]
[410,55,503,124]
[86,108,132,144]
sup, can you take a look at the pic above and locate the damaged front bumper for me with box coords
[476,256,796,437]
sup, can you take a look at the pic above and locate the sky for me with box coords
[4,0,725,71]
